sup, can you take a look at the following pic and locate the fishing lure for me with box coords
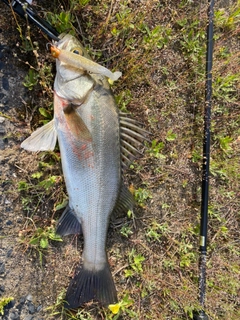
[50,45,122,81]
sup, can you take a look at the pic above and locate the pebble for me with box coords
[6,249,13,257]
[0,285,5,293]
[26,294,33,302]
[0,262,5,274]
[28,303,35,314]
[0,293,45,319]
[0,116,5,123]
[36,305,42,312]
[9,310,20,320]
[24,316,33,320]
[6,220,12,225]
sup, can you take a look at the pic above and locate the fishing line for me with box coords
[193,0,214,319]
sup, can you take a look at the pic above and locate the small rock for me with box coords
[0,262,5,274]
[7,249,13,257]
[28,303,35,314]
[19,296,26,304]
[26,294,33,302]
[9,310,20,320]
[23,316,33,320]
[0,116,5,123]
[36,305,42,312]
[0,285,5,292]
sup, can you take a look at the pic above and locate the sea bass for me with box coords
[21,34,147,308]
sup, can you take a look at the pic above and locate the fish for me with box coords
[21,34,148,308]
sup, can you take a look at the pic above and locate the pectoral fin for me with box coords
[64,105,92,142]
[21,119,57,152]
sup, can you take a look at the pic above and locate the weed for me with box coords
[166,129,177,142]
[124,249,145,278]
[120,224,133,238]
[215,3,240,31]
[107,294,135,319]
[115,89,132,112]
[177,18,206,65]
[140,24,172,50]
[0,297,14,316]
[146,220,169,243]
[147,139,165,159]
[19,222,62,264]
[218,135,233,154]
[213,73,239,103]
[46,11,76,35]
[134,187,152,207]
[45,289,66,318]
[23,69,39,90]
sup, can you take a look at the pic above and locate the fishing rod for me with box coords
[193,0,214,319]
[1,0,59,41]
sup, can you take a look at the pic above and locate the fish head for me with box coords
[53,34,94,102]
[53,34,86,80]
[56,34,88,57]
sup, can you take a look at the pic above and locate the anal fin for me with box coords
[56,205,82,236]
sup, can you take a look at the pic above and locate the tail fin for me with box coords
[65,262,117,308]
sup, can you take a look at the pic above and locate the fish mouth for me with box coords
[54,34,81,51]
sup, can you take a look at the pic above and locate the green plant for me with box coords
[177,18,206,66]
[124,249,145,278]
[107,294,135,319]
[134,187,152,207]
[213,73,239,102]
[0,297,14,316]
[147,139,165,159]
[115,89,132,112]
[140,24,172,50]
[46,11,75,34]
[146,221,169,243]
[23,68,39,90]
[215,3,240,31]
[45,289,66,318]
[166,129,177,142]
[120,224,133,238]
[19,223,62,264]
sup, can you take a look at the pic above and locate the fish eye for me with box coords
[71,47,83,55]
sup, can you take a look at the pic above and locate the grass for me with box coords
[10,0,240,319]
[0,297,14,316]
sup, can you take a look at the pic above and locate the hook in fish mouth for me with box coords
[46,42,53,52]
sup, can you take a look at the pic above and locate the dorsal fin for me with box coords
[120,113,150,166]
[112,183,134,220]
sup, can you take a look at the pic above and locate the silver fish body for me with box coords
[21,34,148,308]
[54,35,122,307]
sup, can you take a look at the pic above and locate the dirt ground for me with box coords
[0,1,239,320]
